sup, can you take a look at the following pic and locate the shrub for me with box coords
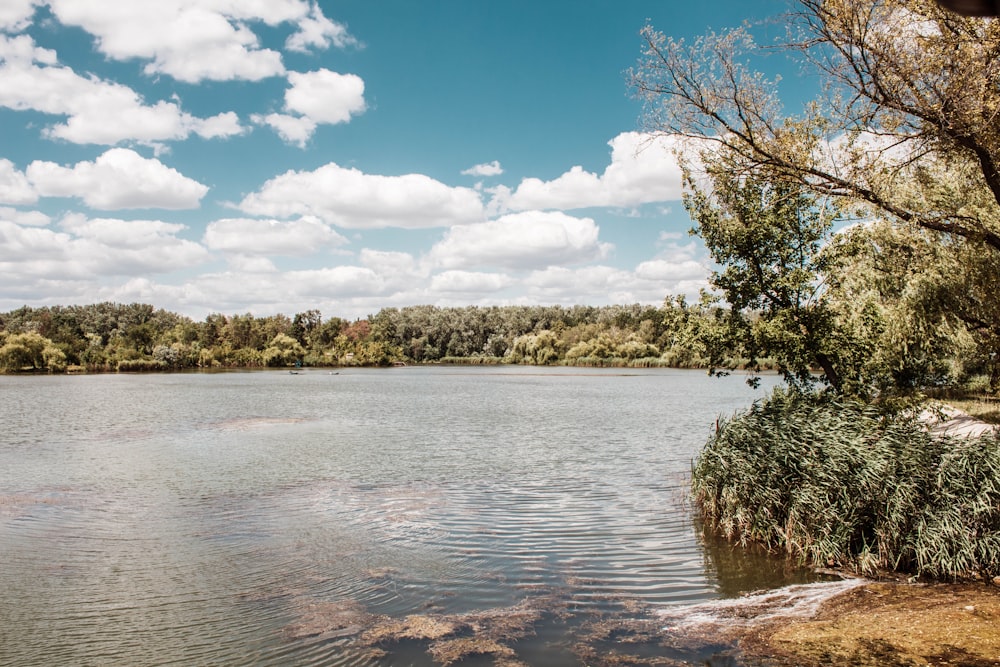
[692,388,1000,580]
[116,359,168,372]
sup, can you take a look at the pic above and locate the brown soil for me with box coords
[739,582,1000,666]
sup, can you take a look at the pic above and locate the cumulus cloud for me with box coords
[0,0,37,32]
[286,3,358,52]
[430,270,512,294]
[27,148,208,210]
[462,161,504,177]
[495,132,684,212]
[633,240,707,283]
[524,262,708,306]
[204,216,347,255]
[0,214,208,282]
[0,206,49,226]
[359,249,421,276]
[0,158,36,205]
[255,69,366,145]
[287,265,388,298]
[425,210,611,271]
[0,35,246,146]
[285,69,366,124]
[238,162,485,229]
[251,113,316,147]
[34,1,356,84]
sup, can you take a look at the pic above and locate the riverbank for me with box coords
[736,580,1000,666]
[687,402,1000,665]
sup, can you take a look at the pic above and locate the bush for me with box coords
[692,388,1000,580]
[116,358,168,372]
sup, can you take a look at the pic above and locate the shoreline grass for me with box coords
[692,388,1000,580]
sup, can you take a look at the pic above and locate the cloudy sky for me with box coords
[0,0,783,320]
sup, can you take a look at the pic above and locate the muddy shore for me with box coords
[737,580,1000,667]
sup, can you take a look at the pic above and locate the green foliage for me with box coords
[116,359,169,372]
[693,388,1000,579]
[684,161,851,391]
[262,333,305,367]
[0,332,66,372]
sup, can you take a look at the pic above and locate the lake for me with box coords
[0,366,815,666]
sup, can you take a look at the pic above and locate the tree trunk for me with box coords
[815,352,840,392]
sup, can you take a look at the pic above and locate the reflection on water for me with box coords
[0,367,821,665]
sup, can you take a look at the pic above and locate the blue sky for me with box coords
[0,0,787,320]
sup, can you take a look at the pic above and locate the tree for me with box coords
[631,0,1000,245]
[0,332,66,372]
[262,333,305,367]
[631,0,1000,387]
[684,163,847,389]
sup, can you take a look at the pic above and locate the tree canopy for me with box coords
[631,0,1000,394]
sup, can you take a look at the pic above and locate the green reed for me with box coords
[692,388,1000,580]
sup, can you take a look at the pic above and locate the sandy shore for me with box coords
[735,580,1000,666]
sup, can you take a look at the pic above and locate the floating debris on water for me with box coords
[362,614,466,643]
[428,636,517,665]
[282,598,379,640]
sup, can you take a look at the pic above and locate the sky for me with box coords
[0,0,789,321]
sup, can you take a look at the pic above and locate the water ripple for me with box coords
[0,368,805,666]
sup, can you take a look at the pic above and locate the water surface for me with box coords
[0,366,812,665]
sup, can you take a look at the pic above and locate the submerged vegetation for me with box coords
[693,389,1000,580]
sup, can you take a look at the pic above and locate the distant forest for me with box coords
[0,299,728,373]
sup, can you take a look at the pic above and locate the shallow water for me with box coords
[0,366,822,665]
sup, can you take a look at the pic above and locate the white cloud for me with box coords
[0,0,37,31]
[27,148,209,210]
[462,160,504,177]
[0,220,70,266]
[286,3,357,52]
[358,249,421,276]
[204,216,347,255]
[46,1,281,83]
[425,210,611,271]
[238,162,485,229]
[0,158,37,205]
[0,206,49,226]
[634,258,706,282]
[634,239,707,283]
[257,68,367,145]
[251,113,317,148]
[194,112,244,139]
[287,265,387,298]
[524,263,708,306]
[40,1,355,83]
[0,214,208,282]
[430,270,512,294]
[285,69,366,124]
[226,255,278,273]
[497,132,684,211]
[0,35,246,146]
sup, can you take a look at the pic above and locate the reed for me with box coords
[692,388,1000,580]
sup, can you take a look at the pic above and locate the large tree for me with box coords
[683,161,847,390]
[631,0,1000,244]
[631,0,1000,379]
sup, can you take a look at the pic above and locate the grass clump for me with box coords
[692,388,1000,580]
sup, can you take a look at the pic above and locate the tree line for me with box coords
[0,286,994,398]
[0,299,727,374]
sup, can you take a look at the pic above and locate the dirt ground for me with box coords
[738,581,1000,667]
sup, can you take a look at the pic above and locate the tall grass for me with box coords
[692,388,1000,580]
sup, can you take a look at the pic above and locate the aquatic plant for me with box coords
[692,388,1000,579]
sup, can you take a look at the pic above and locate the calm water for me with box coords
[0,366,811,666]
